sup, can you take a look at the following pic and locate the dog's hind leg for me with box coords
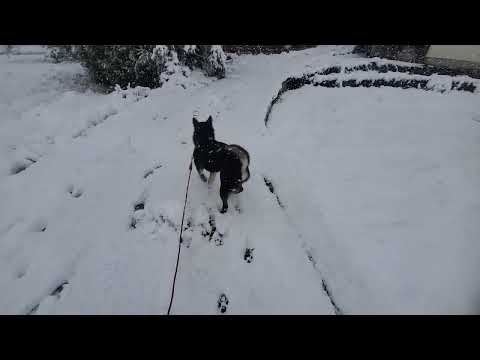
[219,185,230,213]
[231,193,242,213]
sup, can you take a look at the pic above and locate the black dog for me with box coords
[192,116,250,213]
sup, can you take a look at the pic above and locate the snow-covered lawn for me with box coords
[1,46,479,314]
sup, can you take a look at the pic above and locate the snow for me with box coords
[264,86,480,314]
[1,45,479,314]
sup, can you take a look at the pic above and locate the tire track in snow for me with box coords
[262,175,343,315]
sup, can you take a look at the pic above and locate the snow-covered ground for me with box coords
[1,45,479,314]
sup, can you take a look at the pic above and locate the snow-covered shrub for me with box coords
[47,45,79,63]
[73,45,226,90]
[4,45,14,56]
[177,45,198,69]
[151,45,226,83]
[114,84,151,103]
[222,45,314,54]
[76,46,142,90]
[353,45,430,63]
[134,46,159,88]
[201,45,226,78]
[151,45,186,86]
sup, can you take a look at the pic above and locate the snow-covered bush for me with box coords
[75,46,141,90]
[222,45,314,54]
[177,45,198,69]
[68,45,226,90]
[201,45,226,78]
[151,45,226,83]
[353,45,430,63]
[134,46,159,88]
[47,45,79,63]
[4,45,14,56]
[151,45,185,86]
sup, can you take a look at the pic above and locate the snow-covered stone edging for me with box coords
[264,61,480,126]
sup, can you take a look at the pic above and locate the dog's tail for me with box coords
[241,167,250,183]
[227,144,250,183]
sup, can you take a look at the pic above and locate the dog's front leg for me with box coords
[194,157,207,182]
[197,169,207,182]
[208,172,217,187]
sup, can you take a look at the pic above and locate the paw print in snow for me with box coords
[217,294,229,314]
[67,184,84,198]
[213,232,224,246]
[244,248,254,263]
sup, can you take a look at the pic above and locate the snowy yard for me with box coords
[1,45,479,314]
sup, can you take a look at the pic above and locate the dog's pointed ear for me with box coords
[193,117,199,127]
[206,116,213,125]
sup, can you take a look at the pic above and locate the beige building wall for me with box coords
[426,45,480,68]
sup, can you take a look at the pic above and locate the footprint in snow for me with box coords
[217,294,229,314]
[51,281,69,299]
[129,200,146,230]
[67,184,84,198]
[134,202,145,211]
[9,158,37,175]
[244,248,254,263]
[16,269,27,279]
[143,163,162,179]
[30,218,47,232]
